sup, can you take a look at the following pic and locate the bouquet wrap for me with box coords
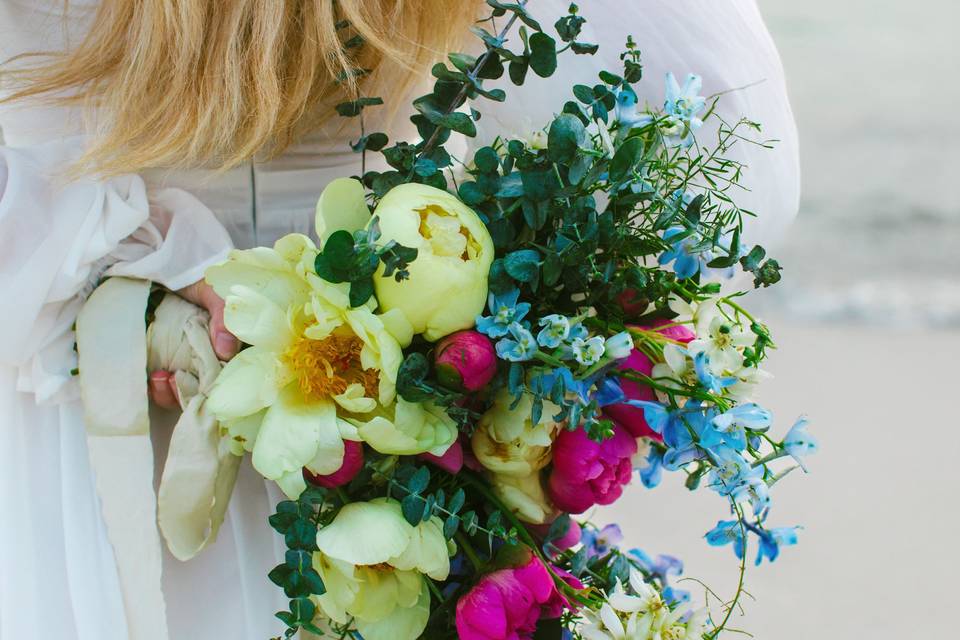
[77,276,240,640]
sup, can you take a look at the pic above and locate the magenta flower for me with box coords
[418,436,465,474]
[604,322,695,438]
[302,439,364,489]
[455,553,579,640]
[530,518,582,554]
[435,330,498,391]
[547,424,637,514]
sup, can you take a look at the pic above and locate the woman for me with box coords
[0,1,799,638]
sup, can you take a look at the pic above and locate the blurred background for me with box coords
[601,1,960,638]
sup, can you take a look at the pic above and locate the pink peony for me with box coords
[418,437,465,474]
[547,424,637,514]
[604,322,695,438]
[303,440,364,488]
[435,330,498,391]
[455,553,578,640]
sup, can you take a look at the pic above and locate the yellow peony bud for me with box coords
[371,183,494,341]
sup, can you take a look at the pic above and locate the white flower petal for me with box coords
[252,390,342,489]
[315,500,413,566]
[206,347,284,420]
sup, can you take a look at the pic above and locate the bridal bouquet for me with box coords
[202,3,817,638]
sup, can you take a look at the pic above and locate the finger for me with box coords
[149,371,178,409]
[178,281,239,360]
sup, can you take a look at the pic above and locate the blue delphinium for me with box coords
[629,548,689,605]
[694,352,737,394]
[753,525,800,565]
[582,524,624,559]
[495,322,538,362]
[638,446,664,488]
[705,520,746,559]
[782,417,818,472]
[662,72,706,146]
[476,288,531,338]
[658,226,708,279]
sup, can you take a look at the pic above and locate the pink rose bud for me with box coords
[435,330,497,392]
[530,518,582,554]
[303,440,364,489]
[547,424,637,514]
[418,437,464,474]
[616,288,649,317]
[455,552,580,640]
[605,322,695,438]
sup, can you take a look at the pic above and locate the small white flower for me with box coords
[572,336,606,366]
[688,313,753,375]
[651,343,697,393]
[604,331,635,360]
[726,364,772,402]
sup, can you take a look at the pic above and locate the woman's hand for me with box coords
[149,280,239,409]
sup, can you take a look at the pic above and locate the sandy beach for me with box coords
[596,320,960,639]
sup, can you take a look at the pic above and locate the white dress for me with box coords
[0,1,799,639]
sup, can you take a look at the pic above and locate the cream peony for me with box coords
[346,396,458,458]
[491,471,556,525]
[370,183,494,341]
[313,499,451,640]
[204,234,405,498]
[472,389,561,477]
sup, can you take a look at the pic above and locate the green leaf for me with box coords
[401,494,424,526]
[301,567,326,596]
[504,249,540,282]
[599,70,623,85]
[335,97,384,117]
[570,41,599,55]
[443,516,460,539]
[448,488,466,514]
[685,194,704,225]
[528,32,557,77]
[609,136,644,182]
[462,510,479,535]
[495,172,524,198]
[289,597,315,625]
[547,114,587,163]
[508,58,529,85]
[408,466,431,494]
[438,112,477,137]
[284,519,318,551]
[348,279,375,307]
[459,181,487,205]
[268,563,294,588]
[740,245,766,272]
[414,157,438,177]
[448,52,477,73]
[396,353,432,402]
[474,146,500,173]
[477,52,505,80]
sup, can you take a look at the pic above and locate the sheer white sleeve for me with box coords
[471,0,800,251]
[0,138,232,404]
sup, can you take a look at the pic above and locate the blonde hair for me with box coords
[1,1,479,175]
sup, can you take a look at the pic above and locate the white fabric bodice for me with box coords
[1,0,799,251]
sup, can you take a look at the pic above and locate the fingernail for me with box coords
[215,332,237,358]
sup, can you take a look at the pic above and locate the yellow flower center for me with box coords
[417,205,478,260]
[284,333,379,401]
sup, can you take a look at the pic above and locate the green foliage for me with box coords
[267,487,328,638]
[312,218,418,307]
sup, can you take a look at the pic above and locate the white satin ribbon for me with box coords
[76,276,241,640]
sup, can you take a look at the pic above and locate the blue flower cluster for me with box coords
[631,395,817,564]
